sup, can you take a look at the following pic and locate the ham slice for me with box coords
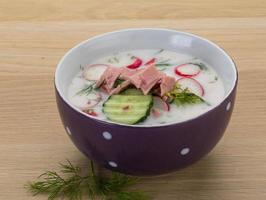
[109,80,131,95]
[130,64,162,94]
[96,64,176,96]
[160,75,176,96]
[96,66,121,89]
[120,68,140,80]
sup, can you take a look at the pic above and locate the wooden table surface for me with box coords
[1,1,266,199]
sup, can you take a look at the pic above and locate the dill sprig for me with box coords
[188,62,208,71]
[108,56,119,63]
[76,82,96,96]
[167,83,209,106]
[155,49,164,55]
[26,160,148,200]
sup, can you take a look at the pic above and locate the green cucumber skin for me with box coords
[102,94,153,125]
[121,88,143,95]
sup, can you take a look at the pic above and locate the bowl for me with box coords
[55,28,237,176]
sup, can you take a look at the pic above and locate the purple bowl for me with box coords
[55,29,238,176]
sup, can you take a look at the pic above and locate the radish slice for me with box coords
[175,63,201,78]
[153,96,170,111]
[177,78,205,96]
[83,64,108,81]
[151,108,161,118]
[73,92,101,109]
[126,57,142,69]
[145,58,156,65]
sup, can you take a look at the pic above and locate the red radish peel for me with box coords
[175,63,201,78]
[177,78,205,96]
[145,58,156,65]
[153,96,170,111]
[126,57,142,69]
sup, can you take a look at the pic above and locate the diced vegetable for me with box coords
[145,58,156,65]
[83,64,108,81]
[126,57,142,69]
[83,109,98,116]
[103,95,153,124]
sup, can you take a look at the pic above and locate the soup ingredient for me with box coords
[26,160,148,200]
[97,64,175,96]
[145,58,156,65]
[177,77,205,96]
[160,75,176,96]
[76,82,96,96]
[103,94,153,124]
[167,83,206,107]
[151,108,161,118]
[83,64,108,81]
[121,88,143,95]
[175,63,201,78]
[68,49,225,125]
[153,96,170,111]
[83,109,98,116]
[126,57,142,69]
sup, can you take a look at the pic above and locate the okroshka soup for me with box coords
[67,49,225,126]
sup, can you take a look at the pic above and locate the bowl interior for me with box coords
[55,29,237,121]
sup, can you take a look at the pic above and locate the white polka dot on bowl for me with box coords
[66,126,71,136]
[102,131,112,140]
[108,161,118,168]
[180,147,190,155]
[226,102,231,111]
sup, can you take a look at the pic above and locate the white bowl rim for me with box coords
[55,28,238,128]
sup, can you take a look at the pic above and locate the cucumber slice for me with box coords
[103,94,153,124]
[121,88,143,95]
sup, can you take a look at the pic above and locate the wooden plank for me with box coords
[0,0,266,21]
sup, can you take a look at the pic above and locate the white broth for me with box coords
[67,49,225,125]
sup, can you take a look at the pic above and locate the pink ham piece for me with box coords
[96,64,176,96]
[160,75,176,96]
[119,67,140,80]
[129,64,162,94]
[109,80,131,95]
[96,66,121,90]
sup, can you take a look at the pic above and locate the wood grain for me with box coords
[0,0,266,21]
[0,2,266,199]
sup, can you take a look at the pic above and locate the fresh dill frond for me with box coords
[26,160,148,200]
[108,56,119,63]
[167,83,209,106]
[155,63,172,67]
[155,49,164,55]
[188,62,208,71]
[76,82,96,96]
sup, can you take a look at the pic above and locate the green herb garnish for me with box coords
[189,62,208,71]
[167,84,209,106]
[76,83,96,96]
[108,56,119,63]
[26,160,148,200]
[155,49,164,54]
[79,65,84,70]
[209,76,218,83]
[113,79,125,88]
[155,58,172,70]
